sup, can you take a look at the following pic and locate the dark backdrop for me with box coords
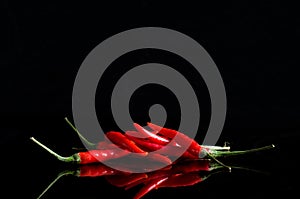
[2,1,299,198]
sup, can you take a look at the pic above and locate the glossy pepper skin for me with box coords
[125,131,198,159]
[78,164,120,177]
[126,123,201,156]
[78,149,130,164]
[146,122,202,157]
[30,137,130,164]
[38,159,216,199]
[105,131,148,155]
[32,118,275,171]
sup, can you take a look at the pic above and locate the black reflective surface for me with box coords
[2,1,299,198]
[3,125,298,199]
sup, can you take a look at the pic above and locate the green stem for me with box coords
[36,170,77,199]
[201,168,229,182]
[202,145,230,151]
[64,117,96,148]
[212,144,275,158]
[204,149,232,172]
[30,137,79,163]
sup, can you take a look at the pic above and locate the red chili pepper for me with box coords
[63,118,230,161]
[125,132,198,160]
[129,123,201,157]
[79,149,130,164]
[105,131,148,155]
[129,125,200,160]
[147,122,177,138]
[125,132,163,151]
[30,137,130,164]
[64,117,274,159]
[147,122,202,157]
[37,118,275,169]
[146,153,172,165]
[133,123,169,145]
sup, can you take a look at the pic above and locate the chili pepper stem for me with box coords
[36,170,77,199]
[64,117,96,148]
[202,145,230,151]
[203,149,231,172]
[30,137,79,163]
[212,144,275,158]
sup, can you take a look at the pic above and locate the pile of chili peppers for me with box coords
[31,118,275,199]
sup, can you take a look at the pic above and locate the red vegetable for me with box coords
[64,117,274,162]
[79,149,130,164]
[133,123,169,145]
[30,137,130,164]
[125,132,164,151]
[35,118,275,169]
[146,123,275,159]
[125,131,198,159]
[105,131,148,155]
[147,122,202,157]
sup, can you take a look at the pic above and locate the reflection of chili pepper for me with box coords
[172,159,212,173]
[35,164,126,199]
[158,173,202,187]
[133,177,169,199]
[37,158,265,199]
[112,159,220,199]
[36,160,211,198]
[105,173,148,187]
[30,137,130,164]
[78,164,121,177]
[131,160,222,199]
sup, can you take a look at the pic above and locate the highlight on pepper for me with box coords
[31,118,275,199]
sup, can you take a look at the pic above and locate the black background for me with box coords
[2,1,300,198]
